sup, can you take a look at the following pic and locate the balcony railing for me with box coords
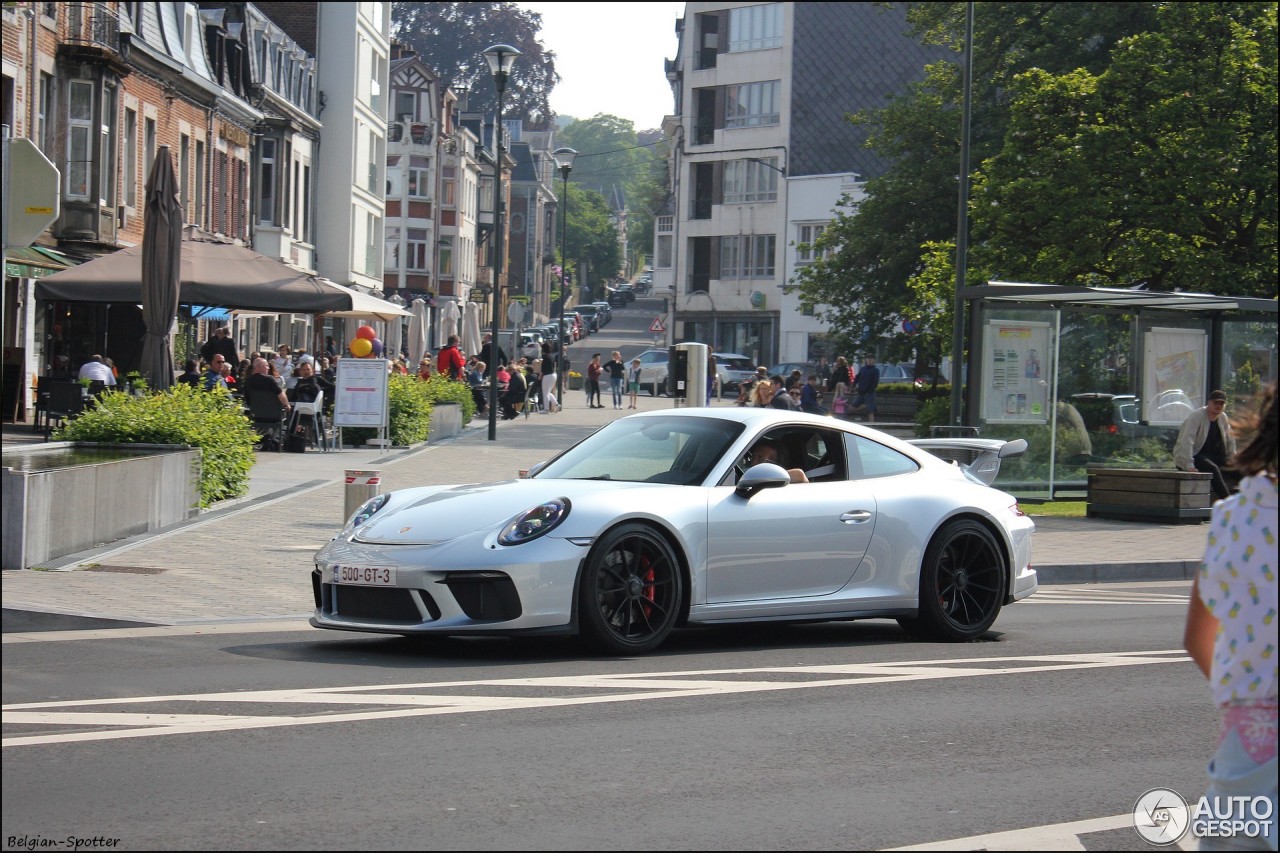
[63,3,125,56]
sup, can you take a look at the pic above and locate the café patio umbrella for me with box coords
[385,309,404,363]
[139,146,182,390]
[37,227,352,313]
[436,298,461,347]
[462,301,482,358]
[406,298,429,367]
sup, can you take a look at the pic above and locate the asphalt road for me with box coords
[2,581,1211,851]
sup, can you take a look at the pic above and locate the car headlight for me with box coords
[343,493,391,535]
[497,498,571,546]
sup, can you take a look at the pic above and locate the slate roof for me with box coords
[789,3,951,179]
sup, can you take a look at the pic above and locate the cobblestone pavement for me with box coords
[2,397,1209,626]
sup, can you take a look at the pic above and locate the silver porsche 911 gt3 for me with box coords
[311,408,1037,654]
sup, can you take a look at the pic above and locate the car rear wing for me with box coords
[906,438,1028,486]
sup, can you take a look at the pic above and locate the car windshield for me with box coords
[721,357,754,372]
[534,416,745,485]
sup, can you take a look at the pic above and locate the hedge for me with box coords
[343,372,477,447]
[53,384,258,507]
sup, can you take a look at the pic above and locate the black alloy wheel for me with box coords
[578,523,683,654]
[898,519,1006,641]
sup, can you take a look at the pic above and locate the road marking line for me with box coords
[887,811,1200,851]
[3,650,1189,748]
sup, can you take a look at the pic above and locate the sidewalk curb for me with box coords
[1034,561,1198,585]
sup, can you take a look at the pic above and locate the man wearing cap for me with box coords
[1175,390,1238,501]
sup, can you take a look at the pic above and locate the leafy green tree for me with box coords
[556,115,668,273]
[561,182,620,295]
[794,2,1276,365]
[974,2,1277,295]
[392,2,559,127]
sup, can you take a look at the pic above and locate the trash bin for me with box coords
[344,469,382,521]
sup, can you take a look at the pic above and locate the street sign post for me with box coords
[649,316,665,333]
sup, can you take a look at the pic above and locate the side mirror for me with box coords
[735,463,790,498]
[521,460,548,479]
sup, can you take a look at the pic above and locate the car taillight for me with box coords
[1010,502,1025,517]
[1107,425,1118,435]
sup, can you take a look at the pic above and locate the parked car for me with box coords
[714,353,759,392]
[575,304,602,334]
[311,408,1037,653]
[768,362,819,381]
[610,284,636,304]
[1069,392,1184,448]
[633,348,670,394]
[591,301,612,325]
[878,362,944,388]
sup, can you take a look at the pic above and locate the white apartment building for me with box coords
[659,2,943,366]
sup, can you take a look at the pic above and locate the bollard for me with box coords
[344,469,382,521]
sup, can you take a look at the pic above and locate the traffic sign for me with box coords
[649,316,666,333]
[4,138,61,248]
[507,301,526,324]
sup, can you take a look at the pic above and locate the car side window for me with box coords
[843,434,919,480]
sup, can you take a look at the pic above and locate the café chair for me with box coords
[287,389,329,452]
[246,390,288,452]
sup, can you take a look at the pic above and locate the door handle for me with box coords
[839,510,873,524]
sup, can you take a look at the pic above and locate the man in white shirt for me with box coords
[77,355,117,386]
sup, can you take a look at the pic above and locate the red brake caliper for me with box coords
[640,554,656,619]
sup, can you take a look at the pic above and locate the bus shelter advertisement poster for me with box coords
[982,321,1051,424]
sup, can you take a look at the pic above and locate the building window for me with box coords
[179,134,190,218]
[38,73,56,155]
[406,228,429,270]
[259,138,276,223]
[123,108,137,208]
[723,158,778,203]
[98,83,117,207]
[396,91,415,122]
[66,81,93,199]
[796,223,829,265]
[300,163,311,242]
[143,117,156,183]
[721,234,776,279]
[656,235,672,268]
[408,155,430,198]
[729,4,782,52]
[724,80,779,129]
[194,139,205,229]
[438,245,453,278]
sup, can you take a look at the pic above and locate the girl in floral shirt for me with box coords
[1185,381,1277,851]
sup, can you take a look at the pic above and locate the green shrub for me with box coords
[344,373,476,447]
[53,384,258,507]
[914,396,951,437]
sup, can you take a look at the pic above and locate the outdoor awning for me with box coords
[5,246,77,279]
[314,280,412,321]
[188,304,233,321]
[35,228,352,313]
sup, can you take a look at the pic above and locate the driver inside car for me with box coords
[748,439,809,484]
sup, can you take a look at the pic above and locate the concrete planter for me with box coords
[2,442,201,570]
[428,402,462,444]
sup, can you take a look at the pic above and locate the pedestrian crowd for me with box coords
[733,353,880,422]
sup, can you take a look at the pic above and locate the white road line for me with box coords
[887,811,1200,851]
[3,650,1189,748]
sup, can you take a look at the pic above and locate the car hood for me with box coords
[351,478,652,545]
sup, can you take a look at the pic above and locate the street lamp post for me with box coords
[551,147,577,411]
[483,44,520,441]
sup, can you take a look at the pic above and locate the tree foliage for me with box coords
[795,1,1277,363]
[555,115,668,273]
[561,182,621,292]
[391,2,559,128]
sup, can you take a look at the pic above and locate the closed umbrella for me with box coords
[436,298,461,349]
[407,298,429,367]
[139,145,182,390]
[462,301,482,358]
[386,312,403,363]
